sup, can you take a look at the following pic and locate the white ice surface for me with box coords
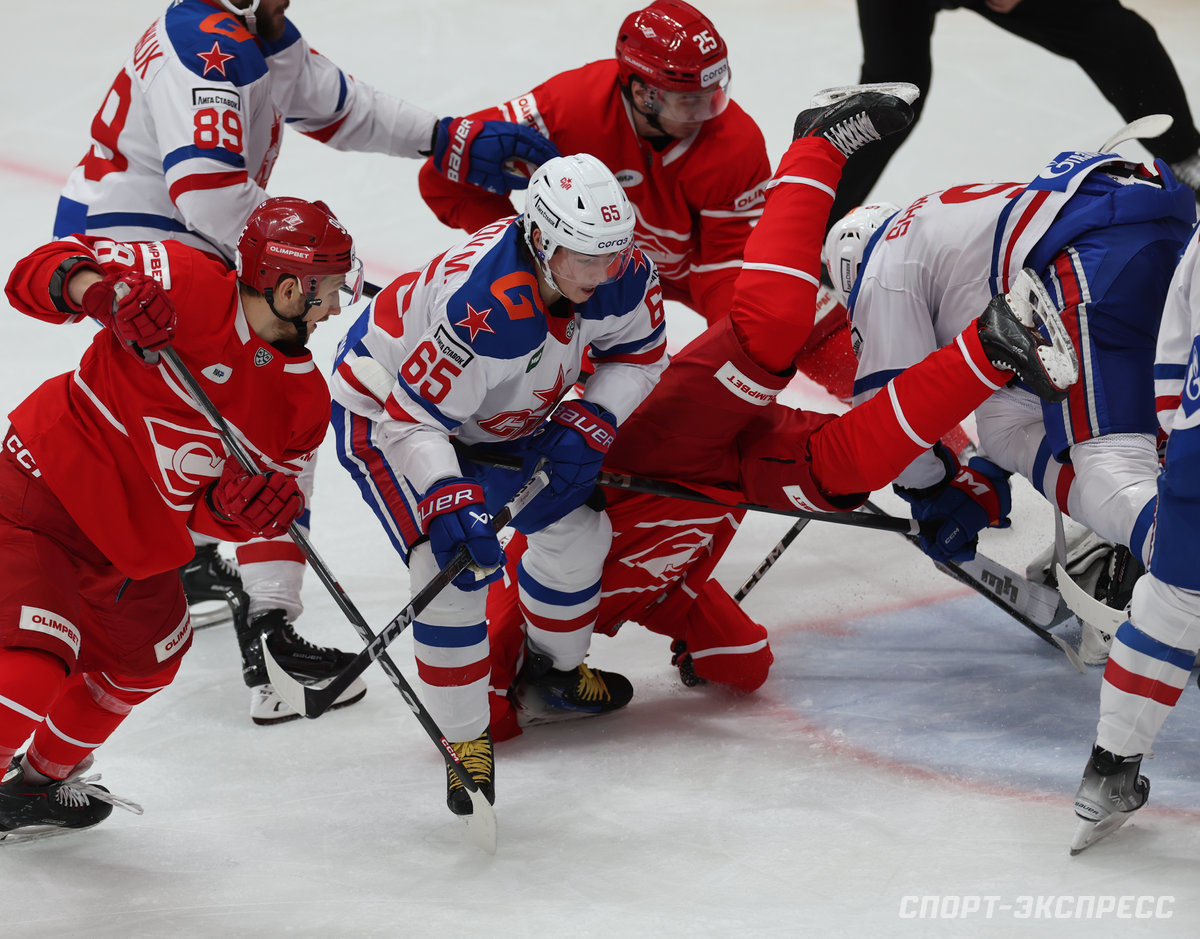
[3,1,1200,935]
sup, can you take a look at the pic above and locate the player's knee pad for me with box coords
[1130,574,1200,652]
[408,541,488,627]
[522,504,612,590]
[83,661,181,715]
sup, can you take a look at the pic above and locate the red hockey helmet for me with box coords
[236,197,363,304]
[615,1,730,122]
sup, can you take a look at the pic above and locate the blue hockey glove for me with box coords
[515,400,617,533]
[895,447,1012,564]
[431,117,561,194]
[417,478,504,591]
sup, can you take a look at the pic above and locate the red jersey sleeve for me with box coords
[5,238,103,325]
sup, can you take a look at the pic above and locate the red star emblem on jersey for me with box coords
[197,41,235,77]
[628,245,649,275]
[532,366,568,412]
[455,302,495,342]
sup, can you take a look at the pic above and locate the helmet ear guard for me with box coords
[822,202,900,306]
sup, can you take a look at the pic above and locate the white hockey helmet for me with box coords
[524,153,637,294]
[822,202,900,306]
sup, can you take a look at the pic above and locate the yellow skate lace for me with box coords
[573,664,611,704]
[447,734,493,792]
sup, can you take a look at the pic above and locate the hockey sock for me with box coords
[729,138,844,375]
[28,666,177,779]
[810,323,1011,495]
[0,647,70,773]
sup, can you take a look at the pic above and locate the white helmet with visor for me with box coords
[524,153,637,295]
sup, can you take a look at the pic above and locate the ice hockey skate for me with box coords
[1070,745,1149,855]
[976,269,1079,403]
[0,755,142,844]
[670,640,706,687]
[237,608,367,726]
[1029,530,1139,665]
[515,648,634,726]
[793,82,919,153]
[179,542,248,629]
[446,731,495,817]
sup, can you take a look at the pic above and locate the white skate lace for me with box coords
[825,114,881,157]
[56,773,144,816]
[1170,153,1200,190]
[213,552,239,580]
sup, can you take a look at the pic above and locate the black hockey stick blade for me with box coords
[264,465,551,719]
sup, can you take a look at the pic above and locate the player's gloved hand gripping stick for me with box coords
[146,322,544,854]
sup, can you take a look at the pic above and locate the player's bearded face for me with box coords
[252,0,289,42]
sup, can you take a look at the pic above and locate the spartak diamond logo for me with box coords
[144,417,226,499]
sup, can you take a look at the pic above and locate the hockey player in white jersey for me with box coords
[330,153,666,816]
[827,148,1195,662]
[53,0,559,724]
[1069,223,1200,854]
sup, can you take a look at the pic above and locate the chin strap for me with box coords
[216,0,259,34]
[262,287,318,346]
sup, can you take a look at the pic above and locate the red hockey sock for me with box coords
[28,665,177,779]
[0,647,69,771]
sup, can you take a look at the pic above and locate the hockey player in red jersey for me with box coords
[483,84,1080,742]
[0,197,359,840]
[417,1,862,400]
[54,0,559,724]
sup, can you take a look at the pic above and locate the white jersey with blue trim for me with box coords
[54,0,437,261]
[1155,222,1200,436]
[850,151,1140,409]
[330,217,669,494]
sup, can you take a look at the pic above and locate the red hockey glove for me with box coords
[82,271,176,364]
[208,461,304,539]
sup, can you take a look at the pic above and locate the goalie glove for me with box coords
[895,444,1012,564]
[430,117,561,193]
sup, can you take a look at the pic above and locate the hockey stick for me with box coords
[341,354,933,541]
[459,448,937,538]
[157,346,508,852]
[1054,562,1126,635]
[263,464,549,720]
[1099,114,1173,154]
[733,518,811,603]
[862,500,1086,672]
